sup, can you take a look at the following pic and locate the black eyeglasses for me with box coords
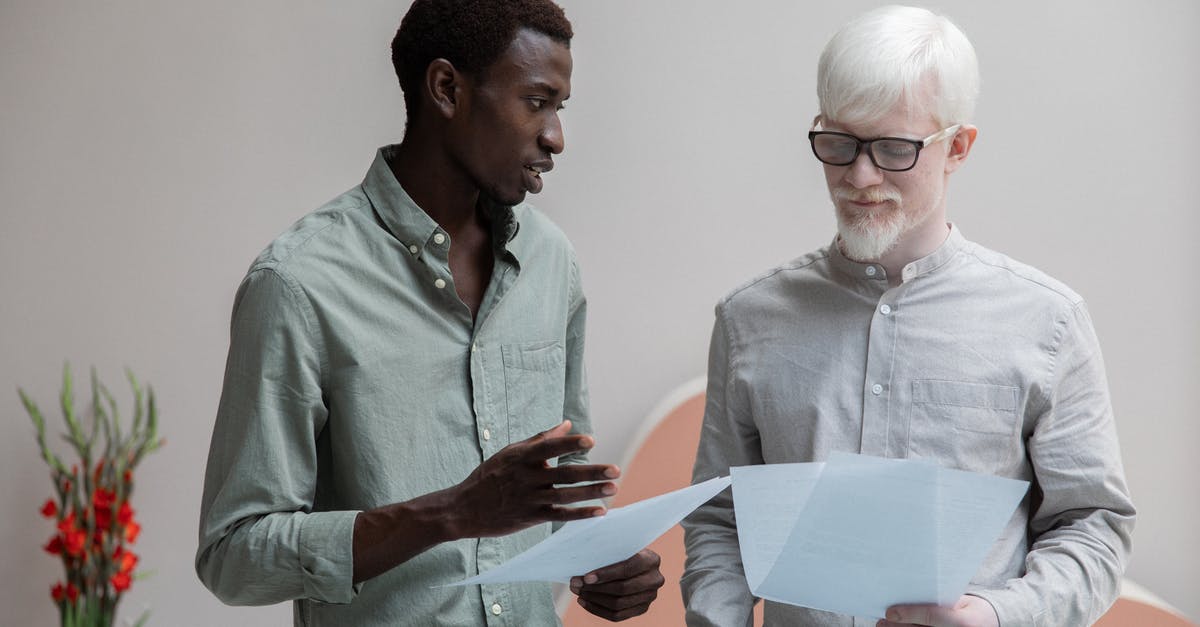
[807,119,961,172]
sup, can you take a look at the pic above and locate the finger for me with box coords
[580,549,661,584]
[576,568,665,597]
[885,604,954,626]
[539,504,607,523]
[545,463,621,484]
[543,419,573,438]
[516,432,597,463]
[533,482,617,505]
[578,596,653,622]
[578,587,659,613]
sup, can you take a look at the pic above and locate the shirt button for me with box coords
[483,428,491,441]
[872,383,884,395]
[471,342,478,352]
[433,233,446,245]
[865,266,877,277]
[491,603,502,615]
[880,304,892,315]
[434,278,446,289]
[408,244,419,255]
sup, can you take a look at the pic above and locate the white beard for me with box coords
[837,213,905,260]
[833,188,906,261]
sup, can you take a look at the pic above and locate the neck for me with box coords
[388,133,480,234]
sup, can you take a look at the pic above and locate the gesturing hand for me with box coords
[570,549,665,621]
[877,595,999,627]
[448,420,620,538]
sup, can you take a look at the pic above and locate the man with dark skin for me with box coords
[197,1,663,624]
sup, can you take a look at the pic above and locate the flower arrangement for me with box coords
[20,365,163,627]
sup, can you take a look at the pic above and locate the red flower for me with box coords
[65,583,79,603]
[94,487,115,508]
[117,501,135,526]
[40,499,58,518]
[53,511,87,557]
[51,582,65,602]
[123,469,133,485]
[56,511,76,535]
[64,528,87,557]
[110,571,132,593]
[113,547,139,574]
[43,535,64,555]
[124,520,142,543]
[93,488,116,530]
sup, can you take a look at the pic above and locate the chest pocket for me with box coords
[907,379,1020,474]
[501,340,566,442]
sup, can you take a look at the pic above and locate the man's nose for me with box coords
[844,150,884,188]
[539,114,565,155]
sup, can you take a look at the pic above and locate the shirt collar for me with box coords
[829,223,967,283]
[362,145,521,255]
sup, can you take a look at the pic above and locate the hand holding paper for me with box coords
[569,549,665,622]
[442,475,731,586]
[880,594,1000,627]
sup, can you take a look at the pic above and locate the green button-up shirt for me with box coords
[197,146,589,626]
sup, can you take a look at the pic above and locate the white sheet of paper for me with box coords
[729,462,824,590]
[732,453,1028,619]
[441,475,731,586]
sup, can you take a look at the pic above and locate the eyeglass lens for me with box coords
[812,134,919,171]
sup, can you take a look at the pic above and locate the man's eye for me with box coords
[527,98,546,111]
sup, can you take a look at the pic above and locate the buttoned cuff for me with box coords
[298,510,362,604]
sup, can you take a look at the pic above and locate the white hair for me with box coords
[817,5,979,127]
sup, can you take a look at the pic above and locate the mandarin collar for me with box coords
[830,223,967,283]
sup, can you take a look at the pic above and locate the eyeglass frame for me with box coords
[807,116,962,172]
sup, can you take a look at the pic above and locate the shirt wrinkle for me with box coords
[197,146,586,626]
[683,227,1133,627]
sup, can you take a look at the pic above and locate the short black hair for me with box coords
[391,0,573,123]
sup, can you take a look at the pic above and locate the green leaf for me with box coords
[20,387,68,475]
[128,368,145,436]
[100,380,121,459]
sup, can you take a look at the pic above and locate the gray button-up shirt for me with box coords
[682,227,1134,627]
[196,147,588,626]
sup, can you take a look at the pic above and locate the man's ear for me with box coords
[945,124,978,174]
[425,58,460,120]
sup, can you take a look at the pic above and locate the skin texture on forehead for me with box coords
[475,27,573,99]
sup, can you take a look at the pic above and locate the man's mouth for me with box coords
[523,161,553,193]
[834,188,900,208]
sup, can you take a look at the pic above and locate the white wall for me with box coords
[2,1,1195,624]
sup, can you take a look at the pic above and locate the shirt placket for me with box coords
[860,286,899,457]
[471,253,519,627]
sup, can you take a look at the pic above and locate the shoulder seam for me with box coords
[720,250,831,305]
[960,245,1083,306]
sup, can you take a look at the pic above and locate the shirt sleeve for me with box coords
[195,267,360,606]
[971,302,1135,625]
[681,305,763,627]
